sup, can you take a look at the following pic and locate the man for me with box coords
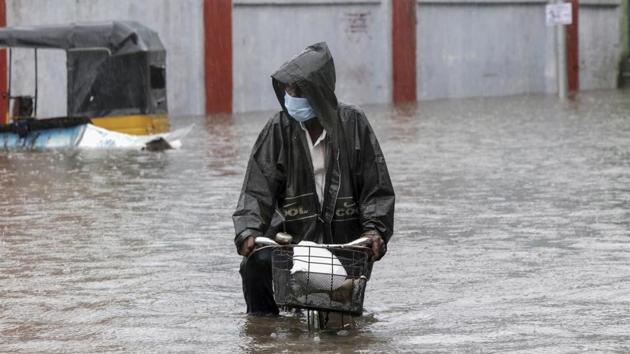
[233,42,395,315]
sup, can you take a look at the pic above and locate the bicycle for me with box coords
[252,233,374,330]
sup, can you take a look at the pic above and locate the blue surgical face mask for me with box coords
[284,93,316,122]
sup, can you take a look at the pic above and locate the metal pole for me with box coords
[566,0,579,93]
[34,48,38,117]
[556,0,568,98]
[7,48,11,122]
[7,48,10,95]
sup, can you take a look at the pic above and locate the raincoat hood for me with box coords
[271,42,338,132]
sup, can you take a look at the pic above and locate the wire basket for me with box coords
[271,244,372,316]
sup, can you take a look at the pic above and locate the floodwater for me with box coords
[1,91,629,353]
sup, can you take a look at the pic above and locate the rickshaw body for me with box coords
[0,21,170,137]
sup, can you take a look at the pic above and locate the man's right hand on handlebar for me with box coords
[238,236,255,256]
[362,230,387,261]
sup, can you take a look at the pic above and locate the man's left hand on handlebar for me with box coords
[361,230,387,261]
[238,236,255,257]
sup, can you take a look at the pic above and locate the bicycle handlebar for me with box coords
[254,235,371,249]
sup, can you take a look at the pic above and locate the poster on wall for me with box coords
[545,3,573,26]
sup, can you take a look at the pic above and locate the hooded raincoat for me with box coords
[233,42,395,250]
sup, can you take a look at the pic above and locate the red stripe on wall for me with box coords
[392,0,417,104]
[566,0,579,93]
[0,0,7,124]
[203,0,232,114]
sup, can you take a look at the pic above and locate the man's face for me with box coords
[285,83,302,98]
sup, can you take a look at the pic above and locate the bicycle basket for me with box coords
[271,244,372,316]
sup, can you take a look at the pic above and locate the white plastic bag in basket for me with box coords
[290,241,347,291]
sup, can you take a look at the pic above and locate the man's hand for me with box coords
[362,231,387,261]
[238,236,255,256]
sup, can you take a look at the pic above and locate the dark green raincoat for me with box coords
[233,42,395,250]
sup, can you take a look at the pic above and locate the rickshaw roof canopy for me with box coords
[0,21,164,55]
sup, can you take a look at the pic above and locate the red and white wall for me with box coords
[0,0,623,122]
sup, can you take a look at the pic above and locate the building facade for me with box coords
[1,0,624,117]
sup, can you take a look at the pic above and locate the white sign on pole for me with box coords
[546,3,573,26]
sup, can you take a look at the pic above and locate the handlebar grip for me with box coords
[254,236,278,246]
[345,237,371,247]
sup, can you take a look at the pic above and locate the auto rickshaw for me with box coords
[0,21,170,142]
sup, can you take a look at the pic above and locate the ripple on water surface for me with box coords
[1,92,630,353]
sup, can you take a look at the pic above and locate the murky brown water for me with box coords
[1,91,630,353]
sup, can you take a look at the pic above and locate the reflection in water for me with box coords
[203,113,241,177]
[239,313,385,353]
[1,91,630,352]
